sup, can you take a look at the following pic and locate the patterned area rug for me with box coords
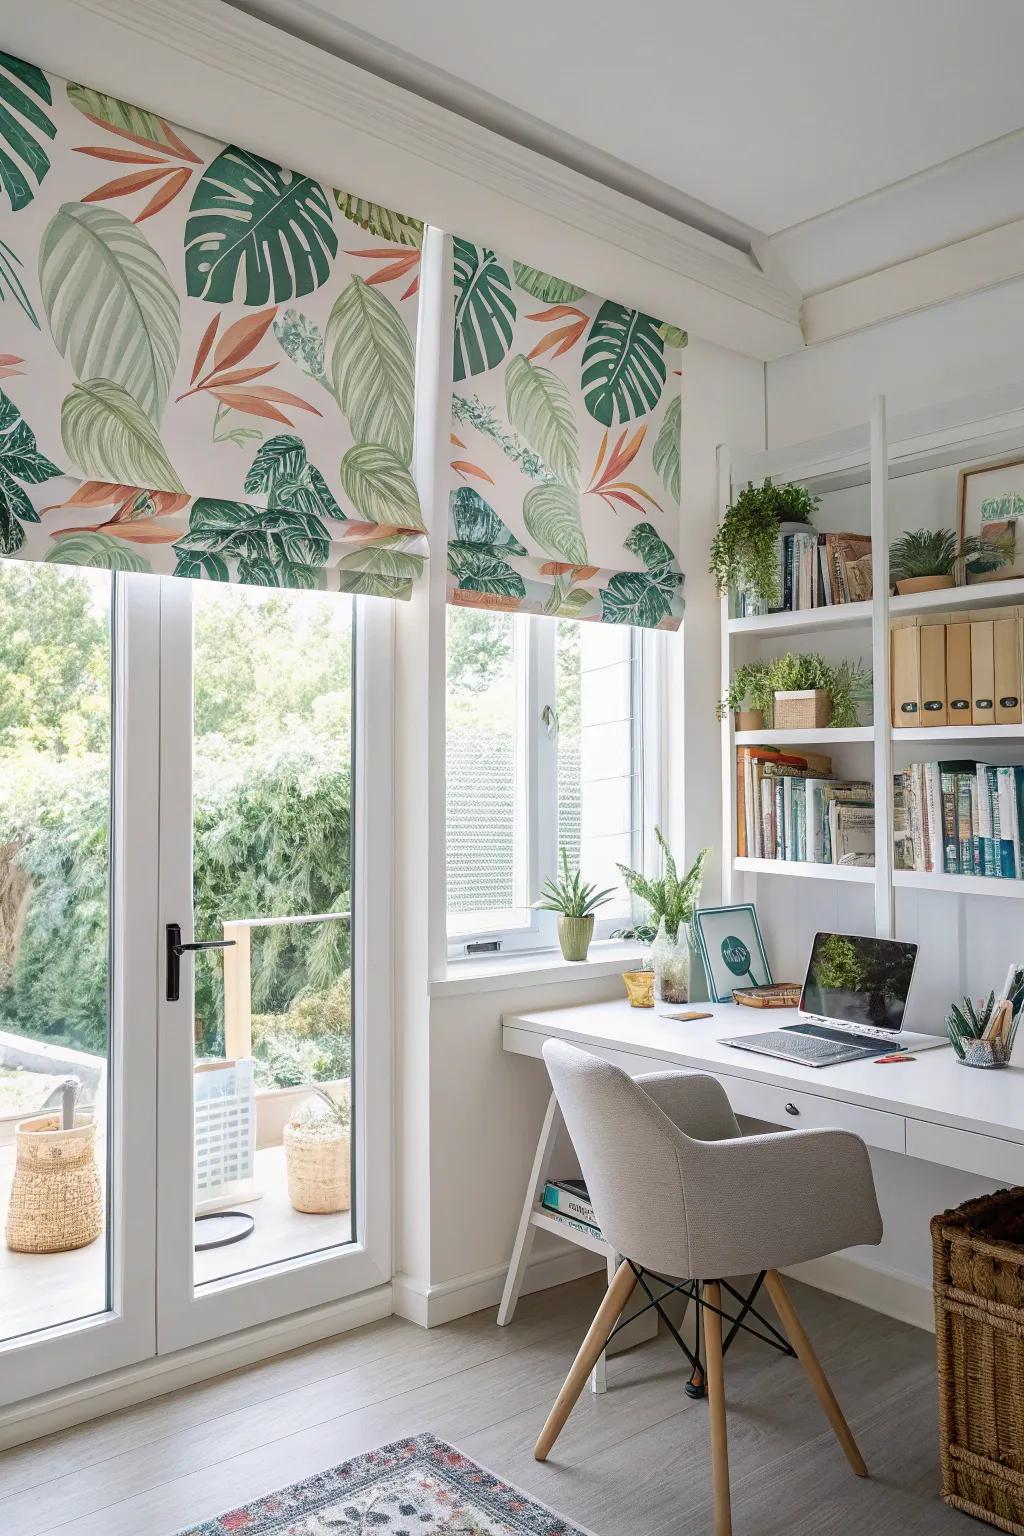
[176,1432,596,1535]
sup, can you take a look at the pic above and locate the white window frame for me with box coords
[446,616,664,959]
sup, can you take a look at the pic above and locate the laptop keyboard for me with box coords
[736,1030,868,1063]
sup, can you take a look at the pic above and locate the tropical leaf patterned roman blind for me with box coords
[0,50,426,596]
[448,240,686,629]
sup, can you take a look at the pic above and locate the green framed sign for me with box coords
[693,904,772,1003]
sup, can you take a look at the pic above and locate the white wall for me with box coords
[757,279,1024,1301]
[767,277,1024,445]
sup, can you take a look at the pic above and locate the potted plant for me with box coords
[284,1086,351,1214]
[534,849,614,962]
[825,658,873,729]
[710,478,819,614]
[717,661,774,731]
[616,832,709,1003]
[888,528,1009,595]
[760,652,871,731]
[765,650,834,730]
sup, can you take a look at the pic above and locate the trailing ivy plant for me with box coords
[710,478,819,608]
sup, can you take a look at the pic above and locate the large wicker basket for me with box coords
[5,1112,103,1254]
[283,1123,351,1214]
[932,1188,1024,1533]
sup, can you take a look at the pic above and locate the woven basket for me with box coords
[932,1188,1024,1533]
[5,1113,103,1254]
[773,689,831,730]
[284,1124,351,1214]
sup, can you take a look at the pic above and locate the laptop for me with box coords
[720,930,946,1068]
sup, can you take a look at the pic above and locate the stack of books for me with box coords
[736,745,875,865]
[735,528,872,617]
[540,1178,602,1239]
[896,761,1024,878]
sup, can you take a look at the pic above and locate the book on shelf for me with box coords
[540,1179,603,1240]
[736,746,832,858]
[895,761,1024,879]
[735,529,872,617]
[541,1179,598,1227]
[736,746,875,867]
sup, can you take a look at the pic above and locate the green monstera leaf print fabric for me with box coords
[0,51,426,596]
[448,242,686,628]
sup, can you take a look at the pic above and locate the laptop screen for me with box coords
[800,932,918,1033]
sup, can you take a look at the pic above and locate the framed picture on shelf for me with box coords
[693,904,772,1003]
[958,455,1024,582]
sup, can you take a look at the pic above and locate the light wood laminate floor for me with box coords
[0,1273,958,1536]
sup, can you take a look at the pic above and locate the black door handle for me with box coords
[784,1102,800,1116]
[166,922,236,1002]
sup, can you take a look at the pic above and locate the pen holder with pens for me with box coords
[945,972,1022,1070]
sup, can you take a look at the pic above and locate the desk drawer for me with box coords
[720,1074,906,1154]
[906,1118,1024,1183]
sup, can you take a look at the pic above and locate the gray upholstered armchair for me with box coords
[535,1041,883,1536]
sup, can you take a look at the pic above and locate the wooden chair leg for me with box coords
[704,1281,733,1536]
[764,1270,868,1478]
[534,1260,638,1461]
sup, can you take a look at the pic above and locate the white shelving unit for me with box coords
[719,384,1024,928]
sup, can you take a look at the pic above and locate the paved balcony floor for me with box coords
[1,1142,351,1345]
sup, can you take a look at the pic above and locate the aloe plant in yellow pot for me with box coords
[534,849,614,962]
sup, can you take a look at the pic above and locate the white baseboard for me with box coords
[783,1253,934,1333]
[0,1284,393,1453]
[394,1245,603,1329]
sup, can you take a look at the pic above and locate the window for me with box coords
[445,608,661,954]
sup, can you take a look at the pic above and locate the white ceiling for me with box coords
[253,0,1024,236]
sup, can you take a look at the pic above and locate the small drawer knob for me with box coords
[784,1102,800,1116]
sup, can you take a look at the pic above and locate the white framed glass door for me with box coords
[0,568,158,1407]
[156,579,392,1354]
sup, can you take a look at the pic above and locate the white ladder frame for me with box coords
[497,1092,657,1392]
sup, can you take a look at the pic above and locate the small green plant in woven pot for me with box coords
[615,829,709,945]
[710,478,820,610]
[889,528,1010,591]
[533,849,614,961]
[756,652,872,729]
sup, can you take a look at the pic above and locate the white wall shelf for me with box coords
[893,870,1024,899]
[728,578,1024,643]
[728,602,872,639]
[891,576,1024,619]
[893,724,1024,743]
[734,857,873,883]
[719,388,1024,925]
[734,727,873,746]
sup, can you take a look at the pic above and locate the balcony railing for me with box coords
[221,910,351,1060]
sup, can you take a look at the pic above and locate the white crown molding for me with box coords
[802,216,1024,346]
[7,0,803,360]
[766,130,1024,298]
[232,0,761,257]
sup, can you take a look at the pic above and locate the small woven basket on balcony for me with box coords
[772,689,831,730]
[932,1187,1024,1533]
[5,1112,103,1254]
[284,1123,351,1214]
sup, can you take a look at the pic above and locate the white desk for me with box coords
[504,998,1024,1179]
[498,998,1024,1348]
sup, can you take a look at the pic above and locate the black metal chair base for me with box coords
[605,1264,796,1399]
